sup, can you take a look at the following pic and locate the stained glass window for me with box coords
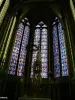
[8,23,24,75]
[52,17,68,77]
[31,22,48,78]
[8,18,30,76]
[52,24,60,77]
[17,24,30,76]
[58,22,68,76]
[31,28,41,77]
[41,28,48,78]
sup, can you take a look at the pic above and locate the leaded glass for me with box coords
[31,22,48,78]
[31,28,40,78]
[8,23,24,75]
[41,58,47,62]
[17,25,30,76]
[41,27,48,78]
[41,45,47,50]
[41,38,47,41]
[58,22,68,76]
[52,24,60,77]
[41,50,47,54]
[41,42,47,45]
[52,17,69,77]
[8,20,30,76]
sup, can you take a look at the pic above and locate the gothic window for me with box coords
[8,18,30,76]
[31,21,48,78]
[52,17,69,77]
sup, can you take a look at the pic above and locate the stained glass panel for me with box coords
[41,28,48,78]
[52,24,60,77]
[31,28,40,78]
[8,23,24,75]
[31,23,48,78]
[17,25,30,76]
[8,20,30,76]
[52,17,69,77]
[58,22,68,76]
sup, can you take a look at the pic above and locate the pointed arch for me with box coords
[8,18,30,76]
[31,21,48,78]
[52,17,69,77]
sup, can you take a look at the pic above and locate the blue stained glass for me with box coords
[8,21,30,76]
[13,47,19,54]
[10,62,17,67]
[17,25,30,76]
[15,40,21,45]
[58,22,68,76]
[8,23,24,75]
[52,24,60,77]
[42,62,47,65]
[8,70,15,75]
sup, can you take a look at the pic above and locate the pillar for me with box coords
[0,0,10,26]
[70,0,75,21]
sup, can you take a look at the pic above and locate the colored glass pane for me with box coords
[17,25,30,76]
[58,22,68,76]
[31,22,48,78]
[8,23,24,75]
[52,24,60,77]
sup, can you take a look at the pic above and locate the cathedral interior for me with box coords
[0,0,75,100]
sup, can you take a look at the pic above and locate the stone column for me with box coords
[0,0,10,26]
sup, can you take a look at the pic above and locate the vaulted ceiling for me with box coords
[9,0,68,14]
[9,0,69,25]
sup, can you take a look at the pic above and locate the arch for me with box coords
[52,17,69,77]
[8,18,30,76]
[31,21,48,78]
